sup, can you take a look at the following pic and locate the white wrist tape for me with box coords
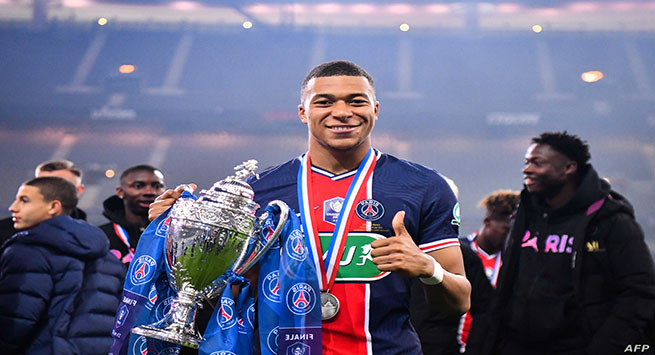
[419,256,444,285]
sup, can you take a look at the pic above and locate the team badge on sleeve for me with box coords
[451,203,461,227]
[355,199,385,221]
[130,255,157,286]
[286,283,317,315]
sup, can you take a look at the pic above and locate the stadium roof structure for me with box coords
[2,0,655,33]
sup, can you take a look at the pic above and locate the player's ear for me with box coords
[48,200,63,217]
[299,104,308,124]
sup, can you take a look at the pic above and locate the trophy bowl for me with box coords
[132,160,288,349]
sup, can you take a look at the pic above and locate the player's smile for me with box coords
[299,75,379,159]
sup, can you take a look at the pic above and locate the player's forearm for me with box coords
[423,271,471,315]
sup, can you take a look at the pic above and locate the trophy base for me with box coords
[132,324,202,349]
[131,288,204,349]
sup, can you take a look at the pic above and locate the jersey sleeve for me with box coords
[417,173,460,253]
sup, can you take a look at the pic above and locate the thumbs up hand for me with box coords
[370,211,435,278]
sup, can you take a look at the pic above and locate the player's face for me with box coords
[117,170,165,216]
[485,215,512,251]
[37,169,84,197]
[522,143,572,198]
[299,75,379,155]
[9,185,54,230]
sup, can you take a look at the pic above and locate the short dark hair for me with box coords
[479,190,520,219]
[25,176,78,215]
[301,60,375,100]
[532,131,591,173]
[119,164,163,185]
[36,159,82,179]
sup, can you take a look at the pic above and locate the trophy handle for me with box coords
[234,200,289,276]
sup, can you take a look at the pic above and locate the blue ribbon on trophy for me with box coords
[199,274,255,355]
[258,203,323,355]
[109,190,196,355]
[109,160,322,355]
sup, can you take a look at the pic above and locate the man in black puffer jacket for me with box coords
[486,132,655,355]
[0,176,124,354]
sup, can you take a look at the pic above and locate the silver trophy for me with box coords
[132,160,289,349]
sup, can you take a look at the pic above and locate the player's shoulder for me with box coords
[376,152,450,185]
[246,157,300,189]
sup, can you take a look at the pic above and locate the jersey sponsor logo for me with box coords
[318,232,390,281]
[451,203,461,227]
[155,216,171,238]
[263,270,281,303]
[323,197,344,225]
[218,297,237,329]
[267,326,279,353]
[286,229,307,261]
[286,283,317,315]
[155,296,174,321]
[130,255,157,286]
[286,342,310,355]
[355,199,384,222]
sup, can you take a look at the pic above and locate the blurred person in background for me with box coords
[99,164,165,265]
[458,189,520,354]
[411,186,518,354]
[0,159,86,246]
[0,176,123,354]
[487,131,655,355]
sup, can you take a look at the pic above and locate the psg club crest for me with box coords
[355,199,384,222]
[145,284,158,310]
[155,296,174,321]
[218,297,237,329]
[247,303,255,328]
[267,327,279,353]
[132,336,148,355]
[130,255,157,286]
[286,283,317,315]
[263,270,281,303]
[155,216,171,238]
[285,229,307,261]
[323,197,344,225]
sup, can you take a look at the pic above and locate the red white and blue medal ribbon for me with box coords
[113,223,135,263]
[297,147,377,292]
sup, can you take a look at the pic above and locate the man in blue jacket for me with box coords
[0,176,125,354]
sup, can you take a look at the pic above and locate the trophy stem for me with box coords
[132,288,203,349]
